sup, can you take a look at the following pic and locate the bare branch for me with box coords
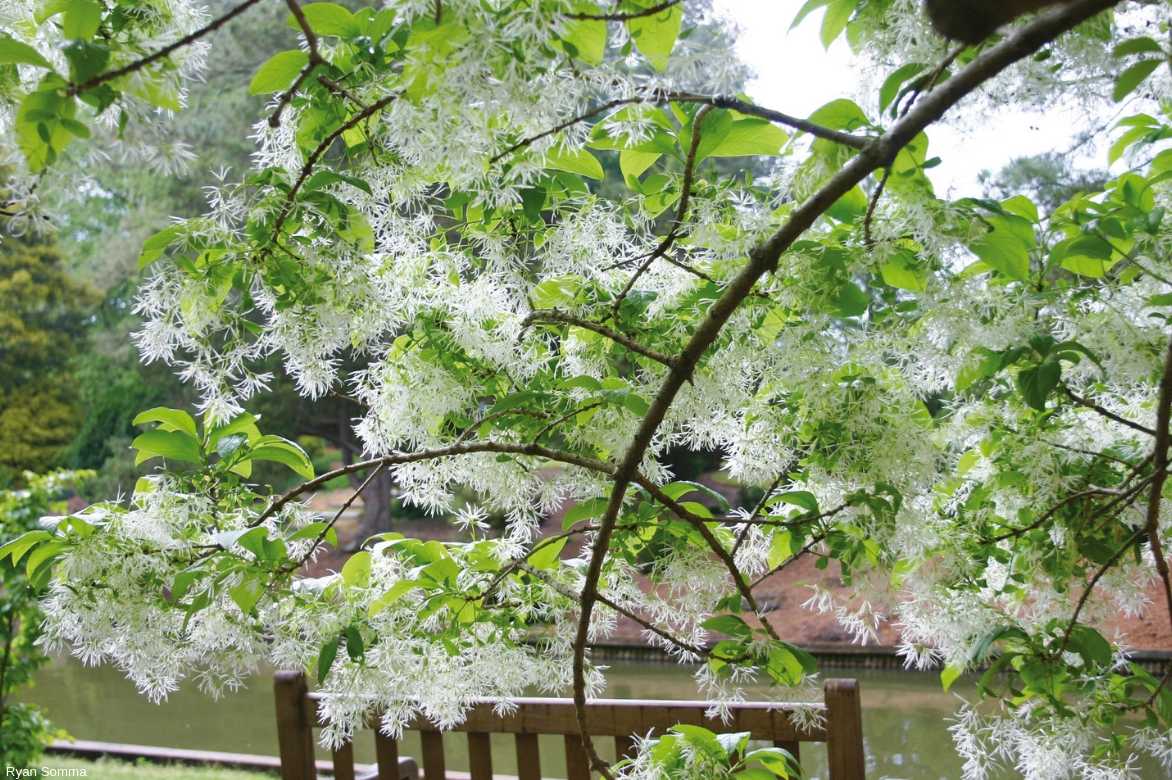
[268,0,325,128]
[490,92,870,165]
[525,310,678,368]
[1064,386,1157,437]
[565,0,682,22]
[612,104,712,317]
[68,0,266,96]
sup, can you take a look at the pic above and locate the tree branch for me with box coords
[567,1,1125,773]
[1064,386,1157,437]
[525,310,678,368]
[1144,335,1172,640]
[490,92,869,165]
[68,0,266,96]
[268,0,325,127]
[268,93,398,246]
[565,0,682,21]
[612,104,712,317]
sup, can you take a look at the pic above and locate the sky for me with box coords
[710,0,1093,196]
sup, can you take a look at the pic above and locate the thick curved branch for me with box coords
[1144,336,1172,636]
[568,1,1124,774]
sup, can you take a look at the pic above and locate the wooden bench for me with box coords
[274,671,866,779]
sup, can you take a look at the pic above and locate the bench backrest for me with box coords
[273,671,865,779]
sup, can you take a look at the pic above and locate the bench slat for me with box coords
[467,732,492,780]
[375,732,401,780]
[332,742,356,780]
[420,730,445,780]
[514,733,540,780]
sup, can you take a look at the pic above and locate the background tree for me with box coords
[0,472,89,769]
[0,231,97,487]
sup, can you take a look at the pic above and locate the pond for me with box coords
[23,658,1161,779]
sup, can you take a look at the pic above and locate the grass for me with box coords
[37,757,271,780]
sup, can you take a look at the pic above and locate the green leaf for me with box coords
[1068,625,1113,667]
[63,40,107,83]
[317,636,339,683]
[940,663,963,692]
[808,98,869,134]
[529,535,568,569]
[248,435,315,479]
[832,280,868,317]
[620,149,660,180]
[341,550,372,588]
[562,17,607,65]
[344,624,365,661]
[0,34,53,69]
[879,251,927,293]
[229,575,265,614]
[765,642,814,686]
[820,0,854,48]
[1055,234,1117,278]
[1113,37,1164,58]
[62,0,103,40]
[969,230,1029,281]
[827,185,867,223]
[25,540,65,576]
[702,613,752,638]
[132,429,202,466]
[774,490,818,513]
[0,530,52,564]
[367,579,420,617]
[137,224,185,268]
[133,407,198,438]
[545,146,604,179]
[532,276,581,309]
[878,63,927,114]
[288,3,355,37]
[1016,359,1061,411]
[670,725,726,762]
[698,118,787,160]
[563,497,608,530]
[249,50,310,95]
[206,412,262,449]
[626,2,682,72]
[1112,59,1162,102]
[790,0,830,30]
[767,531,794,570]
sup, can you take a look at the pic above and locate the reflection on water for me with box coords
[24,658,1159,778]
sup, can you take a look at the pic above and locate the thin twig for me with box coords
[268,93,398,246]
[612,104,713,318]
[525,310,678,368]
[1064,386,1157,437]
[68,0,266,96]
[565,0,682,21]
